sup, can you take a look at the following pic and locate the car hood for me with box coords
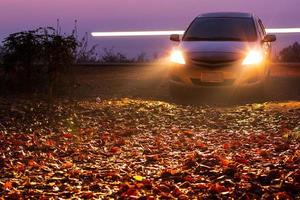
[179,41,258,53]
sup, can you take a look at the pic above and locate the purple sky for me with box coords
[1,0,300,57]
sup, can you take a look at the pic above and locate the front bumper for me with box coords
[169,62,267,89]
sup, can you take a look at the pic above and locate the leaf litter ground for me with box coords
[0,98,299,199]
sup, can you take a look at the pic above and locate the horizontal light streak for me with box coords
[91,30,184,37]
[266,28,300,33]
[91,28,300,37]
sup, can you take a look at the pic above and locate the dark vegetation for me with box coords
[279,42,300,62]
[0,28,77,98]
[0,27,150,98]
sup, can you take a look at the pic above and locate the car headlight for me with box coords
[242,50,263,65]
[170,50,186,65]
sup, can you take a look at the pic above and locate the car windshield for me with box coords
[183,17,257,41]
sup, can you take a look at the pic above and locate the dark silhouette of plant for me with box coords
[76,32,100,64]
[135,52,149,63]
[279,42,300,62]
[0,46,4,65]
[101,47,134,63]
[38,27,77,98]
[2,27,77,97]
[2,30,43,86]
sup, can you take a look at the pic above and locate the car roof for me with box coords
[198,12,253,18]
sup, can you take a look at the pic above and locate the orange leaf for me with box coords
[82,191,94,199]
[223,143,231,149]
[136,183,144,189]
[28,159,38,167]
[183,130,193,136]
[167,169,178,175]
[46,139,55,146]
[196,141,206,149]
[111,147,121,153]
[172,187,183,197]
[235,156,248,164]
[16,162,25,172]
[259,150,269,157]
[210,183,226,193]
[196,183,208,189]
[183,175,194,182]
[63,133,73,139]
[4,181,12,190]
[63,161,73,168]
[220,158,231,166]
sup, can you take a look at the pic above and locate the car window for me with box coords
[183,17,258,41]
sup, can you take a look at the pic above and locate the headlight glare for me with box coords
[242,50,263,65]
[170,50,186,65]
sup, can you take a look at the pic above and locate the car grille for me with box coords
[189,59,239,68]
[186,52,242,68]
[191,78,235,86]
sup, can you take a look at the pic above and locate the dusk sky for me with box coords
[1,0,300,57]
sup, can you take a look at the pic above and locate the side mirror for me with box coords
[170,34,180,42]
[262,34,276,42]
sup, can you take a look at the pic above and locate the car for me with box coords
[169,12,276,98]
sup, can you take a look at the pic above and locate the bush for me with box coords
[101,48,134,63]
[1,27,77,98]
[76,33,100,64]
[279,42,300,62]
[0,46,4,65]
[39,28,77,97]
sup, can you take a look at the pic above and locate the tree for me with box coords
[2,27,77,97]
[76,33,100,64]
[2,30,43,84]
[279,42,300,62]
[135,52,148,63]
[0,46,4,65]
[39,28,77,98]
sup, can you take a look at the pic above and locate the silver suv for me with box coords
[169,12,276,96]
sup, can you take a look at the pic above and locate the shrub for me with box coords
[76,33,100,64]
[2,30,43,82]
[0,46,4,65]
[101,47,134,63]
[279,42,300,62]
[1,27,77,98]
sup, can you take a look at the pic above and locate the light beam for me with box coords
[91,30,184,37]
[91,28,300,37]
[266,28,300,33]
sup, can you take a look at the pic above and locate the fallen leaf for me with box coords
[133,175,144,182]
[3,181,12,190]
[63,161,73,168]
[111,146,121,153]
[63,132,73,139]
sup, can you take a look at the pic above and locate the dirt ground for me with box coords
[74,63,300,104]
